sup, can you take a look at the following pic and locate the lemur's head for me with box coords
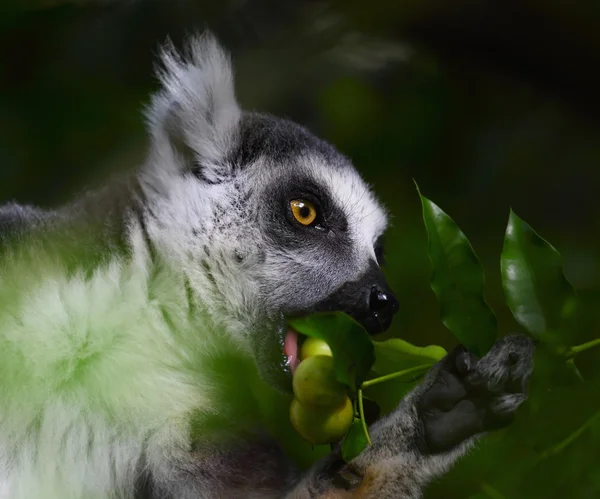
[140,34,398,391]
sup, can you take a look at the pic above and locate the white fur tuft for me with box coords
[144,32,241,183]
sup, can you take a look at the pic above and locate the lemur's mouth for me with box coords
[283,327,302,375]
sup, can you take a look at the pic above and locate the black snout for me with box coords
[311,262,399,336]
[366,284,399,333]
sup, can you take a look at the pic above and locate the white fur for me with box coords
[144,33,241,188]
[308,154,388,264]
[0,35,262,498]
[0,221,236,497]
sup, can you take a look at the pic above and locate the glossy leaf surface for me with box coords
[501,210,579,343]
[418,186,497,355]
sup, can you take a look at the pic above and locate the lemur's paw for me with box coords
[416,334,535,454]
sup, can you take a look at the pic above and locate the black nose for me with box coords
[365,285,399,335]
[369,286,399,313]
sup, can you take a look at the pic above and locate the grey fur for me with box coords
[0,203,48,242]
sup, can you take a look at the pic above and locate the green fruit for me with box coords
[293,356,346,408]
[289,396,354,445]
[300,337,333,360]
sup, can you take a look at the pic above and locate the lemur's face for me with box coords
[233,115,397,389]
[141,35,398,391]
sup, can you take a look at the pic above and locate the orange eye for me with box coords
[290,200,318,226]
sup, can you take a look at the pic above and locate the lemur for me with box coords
[0,33,534,498]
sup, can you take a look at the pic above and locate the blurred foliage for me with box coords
[2,0,600,498]
[419,197,600,499]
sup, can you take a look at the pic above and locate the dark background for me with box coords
[1,1,599,497]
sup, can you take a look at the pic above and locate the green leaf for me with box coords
[372,338,446,375]
[341,418,369,462]
[501,210,579,343]
[417,185,498,355]
[288,312,375,391]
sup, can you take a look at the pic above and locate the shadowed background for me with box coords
[1,1,599,497]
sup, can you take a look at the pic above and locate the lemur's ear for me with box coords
[144,32,241,184]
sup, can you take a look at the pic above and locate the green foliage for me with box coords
[363,338,447,416]
[501,210,580,345]
[342,418,369,463]
[372,338,446,375]
[417,184,498,356]
[422,204,600,499]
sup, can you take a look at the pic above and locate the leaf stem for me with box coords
[569,338,600,356]
[357,389,372,446]
[539,411,600,459]
[566,359,584,382]
[362,364,432,389]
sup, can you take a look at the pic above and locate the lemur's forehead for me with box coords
[236,113,388,247]
[232,112,349,168]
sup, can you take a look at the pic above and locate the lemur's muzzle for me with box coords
[313,261,399,335]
